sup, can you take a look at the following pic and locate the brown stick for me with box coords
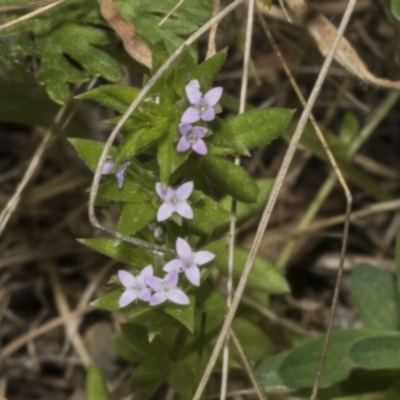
[97,0,152,69]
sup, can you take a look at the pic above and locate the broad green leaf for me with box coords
[68,139,116,172]
[115,0,212,56]
[92,289,122,312]
[350,264,399,330]
[257,352,292,391]
[0,34,26,79]
[173,48,198,96]
[97,178,151,204]
[278,329,386,388]
[79,238,152,266]
[117,202,156,235]
[190,191,230,236]
[210,108,294,154]
[86,365,111,400]
[164,295,195,333]
[18,23,124,104]
[157,132,172,185]
[349,335,400,370]
[202,156,259,203]
[216,178,274,233]
[169,362,196,399]
[196,48,228,89]
[131,353,174,388]
[231,318,274,361]
[209,243,289,294]
[339,112,359,146]
[391,0,400,19]
[77,85,140,113]
[193,283,228,314]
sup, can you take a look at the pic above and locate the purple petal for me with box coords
[119,290,138,307]
[185,266,201,286]
[146,275,163,291]
[176,201,193,219]
[193,250,215,265]
[138,288,151,302]
[156,183,168,200]
[168,288,190,305]
[201,107,215,122]
[157,202,176,222]
[140,265,154,278]
[181,107,200,124]
[175,181,193,201]
[118,270,136,289]
[185,85,202,104]
[116,169,126,188]
[163,259,185,273]
[150,292,167,306]
[192,126,208,138]
[165,270,179,288]
[176,237,193,262]
[179,123,192,135]
[192,138,208,155]
[204,87,223,106]
[177,136,191,153]
[101,158,114,174]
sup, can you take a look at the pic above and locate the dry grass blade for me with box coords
[97,0,152,69]
[0,0,67,32]
[192,0,357,398]
[284,0,400,90]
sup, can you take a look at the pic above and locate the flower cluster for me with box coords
[178,80,223,156]
[118,238,215,307]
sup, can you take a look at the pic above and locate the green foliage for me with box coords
[391,0,400,19]
[86,365,111,400]
[18,23,124,104]
[350,264,399,330]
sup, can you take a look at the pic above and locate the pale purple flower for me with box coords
[177,123,208,155]
[118,265,153,307]
[101,156,130,188]
[146,270,189,306]
[163,238,215,286]
[181,84,223,123]
[156,181,193,221]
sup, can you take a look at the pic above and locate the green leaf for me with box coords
[169,362,196,399]
[216,179,274,233]
[91,289,122,312]
[196,48,228,89]
[391,0,400,19]
[350,263,399,330]
[131,353,174,388]
[194,283,228,314]
[164,295,195,332]
[210,108,294,154]
[231,318,274,361]
[339,112,359,146]
[190,191,230,236]
[209,243,289,294]
[18,23,124,104]
[202,156,259,203]
[117,203,156,235]
[86,365,111,400]
[257,352,291,391]
[349,335,400,370]
[79,238,152,266]
[98,178,150,204]
[77,85,140,113]
[278,329,387,388]
[173,48,198,96]
[68,139,116,172]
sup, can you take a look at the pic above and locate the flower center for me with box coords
[187,130,198,144]
[171,195,178,204]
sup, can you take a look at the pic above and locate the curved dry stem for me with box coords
[206,0,220,59]
[0,0,67,32]
[192,1,357,398]
[88,0,247,253]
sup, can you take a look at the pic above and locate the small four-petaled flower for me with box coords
[101,156,130,188]
[177,123,208,155]
[181,81,223,123]
[146,270,189,306]
[163,237,215,286]
[156,181,193,221]
[118,265,153,307]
